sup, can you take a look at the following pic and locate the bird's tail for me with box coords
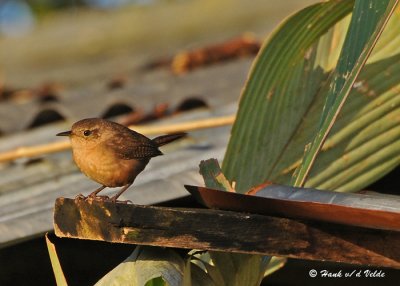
[152,133,187,147]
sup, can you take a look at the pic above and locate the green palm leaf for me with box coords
[293,0,399,187]
[223,0,400,193]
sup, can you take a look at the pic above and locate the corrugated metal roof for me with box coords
[0,59,250,134]
[0,57,249,247]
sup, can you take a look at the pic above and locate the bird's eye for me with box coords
[83,130,92,136]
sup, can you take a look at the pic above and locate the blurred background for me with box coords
[1,0,315,88]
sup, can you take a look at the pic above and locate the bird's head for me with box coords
[57,118,108,149]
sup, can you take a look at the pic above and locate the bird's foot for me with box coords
[108,196,133,204]
[74,194,87,201]
[87,195,110,202]
[75,193,110,202]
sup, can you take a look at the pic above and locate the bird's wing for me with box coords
[105,131,162,160]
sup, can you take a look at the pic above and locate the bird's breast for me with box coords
[72,146,148,187]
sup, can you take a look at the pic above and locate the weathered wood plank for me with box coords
[54,198,400,268]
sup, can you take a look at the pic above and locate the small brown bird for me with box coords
[57,118,186,202]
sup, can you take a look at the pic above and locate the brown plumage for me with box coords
[57,118,186,201]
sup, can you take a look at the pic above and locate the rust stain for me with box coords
[246,181,274,195]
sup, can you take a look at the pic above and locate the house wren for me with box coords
[57,118,186,202]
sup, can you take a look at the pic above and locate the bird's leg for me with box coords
[75,186,108,201]
[88,185,107,199]
[109,183,133,203]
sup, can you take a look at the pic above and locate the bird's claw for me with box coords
[88,195,110,201]
[74,191,132,204]
[75,194,111,202]
[108,196,133,204]
[74,194,86,201]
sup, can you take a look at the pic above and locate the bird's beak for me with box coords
[56,131,72,136]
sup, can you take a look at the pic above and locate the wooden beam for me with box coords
[54,198,400,268]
